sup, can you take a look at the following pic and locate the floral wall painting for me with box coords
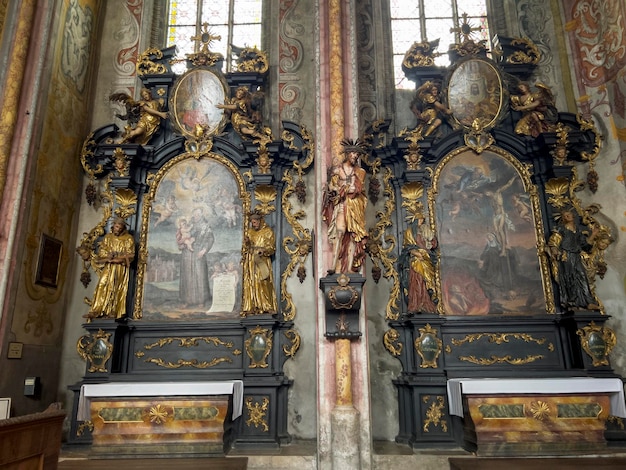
[434,149,545,315]
[142,157,243,320]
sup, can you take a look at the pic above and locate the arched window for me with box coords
[391,0,490,89]
[167,0,263,72]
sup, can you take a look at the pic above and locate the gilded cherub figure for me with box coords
[410,81,452,138]
[110,87,168,145]
[216,86,272,143]
[510,82,558,137]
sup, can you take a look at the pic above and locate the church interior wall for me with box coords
[0,0,625,463]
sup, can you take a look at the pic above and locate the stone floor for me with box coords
[59,441,626,470]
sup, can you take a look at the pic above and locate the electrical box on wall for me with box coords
[24,377,40,397]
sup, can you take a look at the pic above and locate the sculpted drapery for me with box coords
[241,213,278,315]
[322,139,368,274]
[88,219,135,320]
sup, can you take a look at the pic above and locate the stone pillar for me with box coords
[317,1,371,467]
[0,0,36,201]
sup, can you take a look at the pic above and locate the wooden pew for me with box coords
[0,403,66,470]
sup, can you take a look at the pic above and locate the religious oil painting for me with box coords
[170,68,228,138]
[446,58,504,129]
[142,157,243,320]
[435,149,544,315]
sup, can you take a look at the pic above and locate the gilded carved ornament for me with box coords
[282,329,301,359]
[136,48,167,76]
[422,396,448,432]
[506,37,541,65]
[234,46,269,74]
[77,329,113,373]
[545,169,613,313]
[245,396,269,432]
[364,168,400,319]
[383,328,403,357]
[402,39,441,69]
[577,321,616,367]
[577,114,603,193]
[245,326,273,368]
[414,324,442,369]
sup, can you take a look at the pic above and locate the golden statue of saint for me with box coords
[241,212,278,315]
[85,218,135,320]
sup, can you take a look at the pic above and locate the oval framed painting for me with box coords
[446,57,506,130]
[170,68,229,138]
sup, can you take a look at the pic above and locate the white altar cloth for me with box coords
[78,380,244,421]
[447,377,626,418]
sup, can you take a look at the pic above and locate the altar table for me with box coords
[446,377,626,455]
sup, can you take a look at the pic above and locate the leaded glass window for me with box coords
[167,0,263,72]
[391,0,490,89]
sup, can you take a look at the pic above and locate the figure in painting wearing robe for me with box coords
[322,139,368,274]
[85,217,135,321]
[241,212,278,315]
[178,207,214,308]
[548,209,601,311]
[510,82,558,138]
[399,212,438,314]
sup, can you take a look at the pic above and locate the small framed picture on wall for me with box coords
[35,234,62,288]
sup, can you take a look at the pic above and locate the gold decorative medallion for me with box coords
[414,324,442,368]
[577,321,616,366]
[76,329,113,373]
[245,326,273,368]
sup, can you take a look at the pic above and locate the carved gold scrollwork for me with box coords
[422,395,448,432]
[383,328,403,357]
[362,168,400,320]
[577,321,616,366]
[450,332,549,347]
[76,420,94,436]
[458,354,544,365]
[143,357,233,369]
[77,329,113,373]
[245,396,269,431]
[576,114,602,193]
[235,46,269,73]
[402,39,441,69]
[414,324,442,368]
[283,329,301,359]
[245,326,273,368]
[280,125,315,320]
[507,37,541,64]
[136,47,167,76]
[141,336,235,349]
